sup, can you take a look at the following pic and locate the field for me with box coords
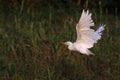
[0,2,120,80]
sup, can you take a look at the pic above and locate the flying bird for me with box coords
[61,10,105,56]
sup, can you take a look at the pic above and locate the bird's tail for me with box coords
[86,49,94,56]
[95,24,105,41]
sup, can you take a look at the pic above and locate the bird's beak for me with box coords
[60,42,66,45]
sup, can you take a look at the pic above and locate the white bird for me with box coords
[61,10,105,56]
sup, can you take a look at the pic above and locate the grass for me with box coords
[0,5,120,80]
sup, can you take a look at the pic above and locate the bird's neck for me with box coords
[68,43,76,50]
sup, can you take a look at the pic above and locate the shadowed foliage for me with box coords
[0,0,120,80]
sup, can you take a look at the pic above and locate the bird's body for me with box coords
[64,41,94,55]
[61,10,105,56]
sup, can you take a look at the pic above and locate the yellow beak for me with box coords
[60,42,66,45]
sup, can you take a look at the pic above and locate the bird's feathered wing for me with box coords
[76,10,105,49]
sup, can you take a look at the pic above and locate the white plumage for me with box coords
[61,10,105,56]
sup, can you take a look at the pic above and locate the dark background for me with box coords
[0,0,120,80]
[0,0,120,14]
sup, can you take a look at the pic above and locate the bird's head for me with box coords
[60,41,72,46]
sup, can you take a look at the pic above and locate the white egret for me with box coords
[61,10,105,56]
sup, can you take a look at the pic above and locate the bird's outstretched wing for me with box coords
[76,10,105,49]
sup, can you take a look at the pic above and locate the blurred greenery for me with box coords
[0,0,120,80]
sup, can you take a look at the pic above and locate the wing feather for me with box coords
[76,10,105,48]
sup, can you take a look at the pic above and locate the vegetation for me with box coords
[0,0,120,80]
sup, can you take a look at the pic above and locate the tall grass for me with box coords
[0,3,120,80]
